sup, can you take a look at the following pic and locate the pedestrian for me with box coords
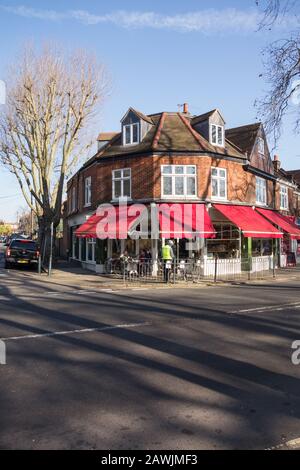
[161,240,174,282]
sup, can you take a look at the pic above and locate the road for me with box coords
[0,244,300,449]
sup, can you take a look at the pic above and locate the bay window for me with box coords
[161,165,196,198]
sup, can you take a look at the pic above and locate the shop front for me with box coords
[256,208,300,267]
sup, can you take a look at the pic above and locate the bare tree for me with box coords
[17,207,37,236]
[255,1,300,144]
[256,0,297,28]
[0,44,109,261]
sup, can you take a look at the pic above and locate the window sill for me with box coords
[211,197,228,202]
[83,203,91,208]
[111,197,132,203]
[161,195,198,199]
[256,202,267,207]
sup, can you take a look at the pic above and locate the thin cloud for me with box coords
[0,5,299,34]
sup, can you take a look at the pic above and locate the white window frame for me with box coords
[112,168,131,200]
[280,185,288,210]
[210,124,224,147]
[123,122,140,146]
[84,176,92,207]
[211,167,227,200]
[257,137,265,156]
[86,238,96,263]
[161,165,197,199]
[256,176,267,206]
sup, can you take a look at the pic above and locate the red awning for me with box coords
[256,209,300,240]
[213,204,283,238]
[75,205,146,239]
[158,203,216,239]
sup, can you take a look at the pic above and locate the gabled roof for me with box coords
[225,123,261,157]
[95,111,246,160]
[191,108,225,126]
[121,107,154,125]
[286,169,300,185]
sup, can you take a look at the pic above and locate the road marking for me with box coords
[231,301,300,314]
[267,436,300,450]
[0,321,151,342]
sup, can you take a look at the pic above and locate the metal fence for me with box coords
[104,255,276,283]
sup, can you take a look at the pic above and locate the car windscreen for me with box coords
[10,241,37,251]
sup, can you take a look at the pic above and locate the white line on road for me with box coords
[0,321,151,342]
[231,301,300,314]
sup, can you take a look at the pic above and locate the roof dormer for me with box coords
[121,108,153,146]
[191,109,225,148]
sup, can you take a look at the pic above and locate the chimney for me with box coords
[273,154,281,171]
[183,102,189,114]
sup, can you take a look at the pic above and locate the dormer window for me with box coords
[210,124,224,147]
[123,122,139,145]
[257,137,265,156]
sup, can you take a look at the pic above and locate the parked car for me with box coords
[5,239,39,269]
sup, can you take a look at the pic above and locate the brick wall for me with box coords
[66,153,279,212]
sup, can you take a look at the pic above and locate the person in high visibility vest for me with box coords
[162,240,174,282]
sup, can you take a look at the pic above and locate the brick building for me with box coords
[64,104,300,272]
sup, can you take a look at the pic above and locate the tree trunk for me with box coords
[38,215,58,267]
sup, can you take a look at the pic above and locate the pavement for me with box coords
[0,245,300,449]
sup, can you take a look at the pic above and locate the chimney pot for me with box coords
[183,103,188,113]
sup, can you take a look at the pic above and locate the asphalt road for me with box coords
[0,245,300,449]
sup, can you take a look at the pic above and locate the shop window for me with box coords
[86,238,96,262]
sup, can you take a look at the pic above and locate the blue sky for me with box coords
[0,0,299,220]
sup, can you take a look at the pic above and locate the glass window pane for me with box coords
[162,166,172,174]
[123,178,131,197]
[175,166,184,174]
[220,180,226,198]
[175,176,184,195]
[114,170,121,179]
[212,178,218,197]
[187,177,196,195]
[211,168,218,176]
[123,169,130,177]
[87,241,93,261]
[218,126,223,145]
[132,123,138,143]
[163,176,172,195]
[114,180,121,198]
[187,166,195,174]
[219,169,226,178]
[125,126,131,144]
[211,125,217,144]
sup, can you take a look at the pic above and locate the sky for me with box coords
[0,0,299,220]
